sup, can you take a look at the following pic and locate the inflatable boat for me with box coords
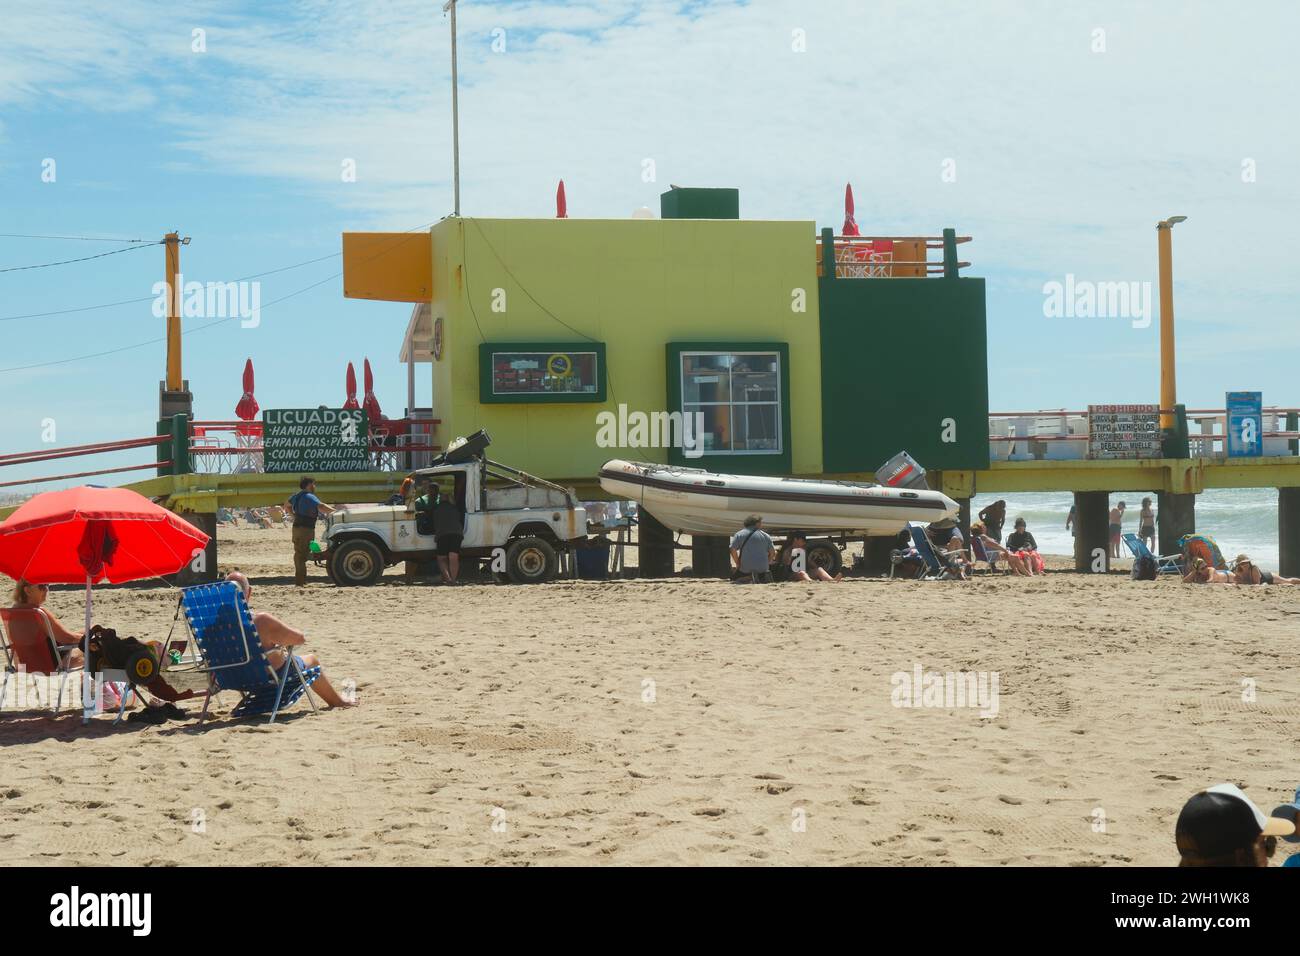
[598,459,960,535]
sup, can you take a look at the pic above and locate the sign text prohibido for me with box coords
[1087,404,1161,460]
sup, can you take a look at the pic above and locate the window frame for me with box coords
[479,341,607,404]
[665,341,792,473]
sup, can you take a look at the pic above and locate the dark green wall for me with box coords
[660,188,740,220]
[818,276,990,474]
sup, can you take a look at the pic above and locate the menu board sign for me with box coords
[1087,404,1161,459]
[263,408,369,473]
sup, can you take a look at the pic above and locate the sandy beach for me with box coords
[3,523,1299,867]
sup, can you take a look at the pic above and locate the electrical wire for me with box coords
[0,252,342,322]
[0,242,162,274]
[0,233,155,242]
[0,221,437,371]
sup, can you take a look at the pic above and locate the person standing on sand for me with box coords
[729,515,776,583]
[286,477,336,587]
[224,572,356,708]
[433,491,465,585]
[1138,497,1157,552]
[1066,503,1076,539]
[1109,501,1126,558]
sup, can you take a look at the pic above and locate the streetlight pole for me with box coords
[1156,215,1186,434]
[443,0,461,217]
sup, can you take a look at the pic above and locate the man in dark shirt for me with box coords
[433,493,465,584]
[286,476,336,587]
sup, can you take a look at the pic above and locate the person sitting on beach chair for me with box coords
[1005,517,1045,575]
[925,518,963,553]
[1183,557,1232,585]
[1175,783,1293,867]
[729,515,776,584]
[774,531,842,582]
[1230,554,1300,586]
[223,572,357,708]
[970,523,1029,575]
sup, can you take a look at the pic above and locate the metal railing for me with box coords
[988,408,1300,460]
[815,233,972,279]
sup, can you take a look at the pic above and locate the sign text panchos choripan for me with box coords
[262,408,369,473]
[1087,403,1161,460]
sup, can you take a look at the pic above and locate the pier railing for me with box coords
[989,408,1300,461]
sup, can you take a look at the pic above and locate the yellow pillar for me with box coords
[1156,217,1184,431]
[165,231,182,392]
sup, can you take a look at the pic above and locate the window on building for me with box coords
[680,350,782,454]
[480,343,606,403]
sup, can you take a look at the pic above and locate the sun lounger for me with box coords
[970,534,1000,574]
[1122,533,1182,574]
[178,582,321,725]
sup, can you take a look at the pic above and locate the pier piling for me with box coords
[1156,492,1196,557]
[1280,488,1300,578]
[1073,491,1110,572]
[637,510,676,578]
[691,535,732,578]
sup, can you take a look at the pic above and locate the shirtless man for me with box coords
[224,572,357,708]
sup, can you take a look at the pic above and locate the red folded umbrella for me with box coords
[362,357,384,428]
[556,179,568,219]
[842,182,860,237]
[0,486,210,722]
[235,358,260,422]
[343,362,360,410]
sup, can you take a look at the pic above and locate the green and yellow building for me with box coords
[343,187,989,492]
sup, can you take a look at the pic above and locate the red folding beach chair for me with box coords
[0,607,81,714]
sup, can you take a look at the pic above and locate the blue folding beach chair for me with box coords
[178,582,321,725]
[906,524,967,580]
[1121,533,1182,575]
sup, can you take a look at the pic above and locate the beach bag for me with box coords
[1131,554,1157,581]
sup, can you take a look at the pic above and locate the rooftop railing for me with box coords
[816,227,971,279]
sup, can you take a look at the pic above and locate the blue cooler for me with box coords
[575,546,610,580]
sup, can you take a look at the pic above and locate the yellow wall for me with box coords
[429,217,822,482]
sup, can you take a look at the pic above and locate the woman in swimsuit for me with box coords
[1231,554,1300,586]
[1183,557,1232,585]
[1138,497,1156,552]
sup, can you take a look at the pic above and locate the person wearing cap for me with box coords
[1108,501,1126,558]
[1175,783,1294,866]
[1231,554,1300,586]
[729,515,776,584]
[1271,788,1300,867]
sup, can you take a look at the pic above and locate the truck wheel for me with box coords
[506,537,558,584]
[329,539,384,586]
[805,538,843,577]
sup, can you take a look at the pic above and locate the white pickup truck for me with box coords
[319,431,589,585]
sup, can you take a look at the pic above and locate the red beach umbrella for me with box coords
[556,179,568,219]
[842,182,860,237]
[362,357,385,427]
[0,486,209,721]
[343,362,360,410]
[234,358,259,421]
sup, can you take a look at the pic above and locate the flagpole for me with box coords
[444,0,461,217]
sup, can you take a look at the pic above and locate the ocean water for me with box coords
[970,488,1283,570]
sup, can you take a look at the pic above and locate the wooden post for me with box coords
[1280,488,1300,578]
[1156,491,1196,557]
[1074,491,1110,572]
[637,509,676,578]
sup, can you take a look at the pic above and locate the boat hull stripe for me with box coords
[597,469,948,510]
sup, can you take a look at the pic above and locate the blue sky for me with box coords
[2,0,1298,489]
